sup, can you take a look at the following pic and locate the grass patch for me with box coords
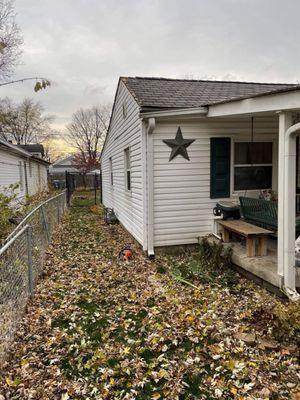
[76,299,99,313]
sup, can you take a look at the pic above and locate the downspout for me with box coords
[146,117,156,258]
[284,121,300,301]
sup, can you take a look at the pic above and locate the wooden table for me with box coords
[217,220,273,257]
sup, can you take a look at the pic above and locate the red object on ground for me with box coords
[119,247,133,261]
[123,249,132,260]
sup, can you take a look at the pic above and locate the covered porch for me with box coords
[217,237,300,290]
[208,99,300,299]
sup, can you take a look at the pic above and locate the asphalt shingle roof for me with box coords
[121,77,298,111]
[18,144,45,157]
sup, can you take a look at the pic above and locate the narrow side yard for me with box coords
[0,193,299,400]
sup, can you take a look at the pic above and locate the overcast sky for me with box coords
[2,0,300,132]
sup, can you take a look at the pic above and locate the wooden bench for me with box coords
[217,220,273,257]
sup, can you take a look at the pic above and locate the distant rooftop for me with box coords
[121,76,299,111]
[18,144,45,157]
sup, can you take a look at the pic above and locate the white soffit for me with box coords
[207,89,300,117]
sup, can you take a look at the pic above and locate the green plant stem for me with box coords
[170,272,201,290]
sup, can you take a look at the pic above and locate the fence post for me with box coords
[94,173,97,205]
[65,171,69,206]
[41,205,50,243]
[57,196,60,222]
[26,225,34,295]
[99,171,102,204]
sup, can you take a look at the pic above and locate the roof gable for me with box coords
[121,77,298,111]
[52,155,74,166]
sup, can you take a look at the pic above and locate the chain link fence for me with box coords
[0,190,67,361]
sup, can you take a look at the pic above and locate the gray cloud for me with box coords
[2,0,300,130]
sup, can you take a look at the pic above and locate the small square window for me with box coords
[124,148,131,191]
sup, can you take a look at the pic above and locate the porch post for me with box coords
[284,130,297,291]
[278,112,292,283]
[146,118,156,258]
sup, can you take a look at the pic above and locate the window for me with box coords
[124,147,131,191]
[234,142,273,191]
[29,160,32,178]
[109,157,113,186]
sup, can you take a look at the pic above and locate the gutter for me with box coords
[141,107,208,119]
[30,155,51,166]
[146,117,156,259]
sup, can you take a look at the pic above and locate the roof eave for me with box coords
[0,139,50,164]
[0,139,32,157]
[205,85,300,107]
[207,87,300,118]
[31,155,50,165]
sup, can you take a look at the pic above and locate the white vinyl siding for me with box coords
[109,157,113,186]
[0,148,48,201]
[101,81,144,246]
[152,116,279,247]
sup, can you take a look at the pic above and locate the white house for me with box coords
[0,139,49,201]
[49,155,100,177]
[101,77,300,299]
[48,155,79,178]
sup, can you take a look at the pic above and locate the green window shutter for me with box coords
[210,137,231,199]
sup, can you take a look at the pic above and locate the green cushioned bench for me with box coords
[239,196,300,238]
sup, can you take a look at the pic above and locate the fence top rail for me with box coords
[3,190,66,245]
[0,224,29,256]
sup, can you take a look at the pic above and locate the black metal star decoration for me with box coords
[163,127,195,161]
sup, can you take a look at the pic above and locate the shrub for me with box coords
[0,184,20,242]
[171,238,237,287]
[272,302,300,342]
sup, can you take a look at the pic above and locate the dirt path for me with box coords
[0,193,299,400]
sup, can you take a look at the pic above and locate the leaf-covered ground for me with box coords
[0,192,299,400]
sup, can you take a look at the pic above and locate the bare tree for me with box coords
[0,97,54,144]
[41,133,66,163]
[0,0,23,81]
[66,104,110,161]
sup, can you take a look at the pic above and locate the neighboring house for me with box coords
[49,155,80,179]
[17,144,45,158]
[101,76,300,298]
[49,155,100,179]
[49,155,100,189]
[0,139,49,201]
